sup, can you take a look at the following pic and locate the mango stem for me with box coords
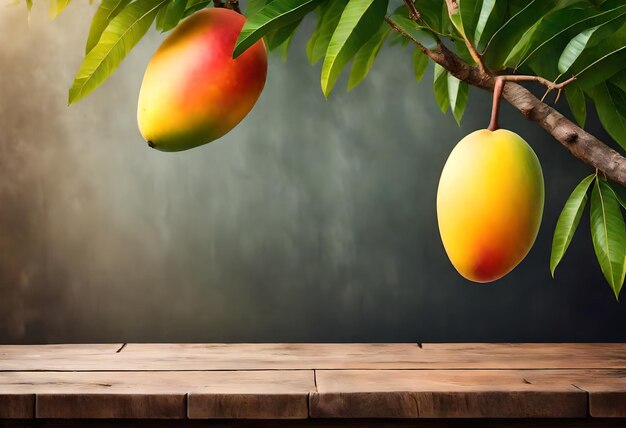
[488,77,505,131]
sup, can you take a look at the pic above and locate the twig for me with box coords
[462,37,488,74]
[499,74,577,91]
[214,0,241,14]
[226,0,241,14]
[384,16,431,57]
[403,0,421,21]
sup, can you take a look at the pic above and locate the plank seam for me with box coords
[571,383,591,418]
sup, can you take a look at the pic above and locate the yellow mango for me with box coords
[137,8,268,152]
[437,129,545,282]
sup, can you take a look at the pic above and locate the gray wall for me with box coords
[0,2,624,344]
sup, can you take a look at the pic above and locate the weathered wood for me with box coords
[311,370,588,418]
[188,394,308,419]
[3,419,626,428]
[0,344,121,372]
[575,380,626,418]
[4,344,625,371]
[0,394,34,419]
[0,371,314,419]
[37,394,186,419]
[1,344,626,421]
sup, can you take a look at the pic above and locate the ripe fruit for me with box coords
[137,8,268,152]
[437,129,544,283]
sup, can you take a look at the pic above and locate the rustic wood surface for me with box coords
[3,343,626,371]
[0,343,625,424]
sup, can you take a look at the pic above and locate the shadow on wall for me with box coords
[0,2,625,343]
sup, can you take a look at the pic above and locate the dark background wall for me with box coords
[0,2,624,344]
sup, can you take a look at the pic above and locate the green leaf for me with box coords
[321,0,388,97]
[565,85,586,128]
[609,183,626,210]
[473,0,496,49]
[558,9,626,74]
[156,0,187,32]
[182,0,211,18]
[570,27,626,88]
[590,82,626,151]
[514,6,591,74]
[306,0,347,64]
[412,48,428,82]
[433,63,449,113]
[246,0,271,16]
[550,174,595,277]
[610,70,626,93]
[483,0,559,67]
[85,0,134,53]
[69,0,168,104]
[447,74,468,125]
[234,0,324,58]
[26,0,33,13]
[457,0,482,40]
[348,24,389,90]
[265,18,302,51]
[387,14,438,50]
[502,18,542,67]
[590,178,626,300]
[50,0,70,19]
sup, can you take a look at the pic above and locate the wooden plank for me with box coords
[518,368,626,418]
[3,419,626,428]
[2,344,626,371]
[0,370,314,419]
[37,394,186,419]
[574,374,626,418]
[0,394,34,419]
[187,394,308,419]
[0,344,122,371]
[311,370,588,418]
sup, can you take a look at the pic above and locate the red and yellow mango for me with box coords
[137,8,267,152]
[437,129,544,283]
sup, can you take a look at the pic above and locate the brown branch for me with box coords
[499,75,577,91]
[213,0,241,14]
[403,0,421,21]
[384,17,431,57]
[226,0,241,14]
[386,18,626,187]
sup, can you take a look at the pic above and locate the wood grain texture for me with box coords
[311,370,588,418]
[4,344,626,371]
[188,394,308,419]
[0,394,34,419]
[574,374,626,417]
[0,344,121,371]
[1,344,626,420]
[3,419,626,428]
[0,370,314,419]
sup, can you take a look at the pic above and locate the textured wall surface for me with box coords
[0,2,624,343]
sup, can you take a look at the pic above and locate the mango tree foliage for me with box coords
[25,0,626,299]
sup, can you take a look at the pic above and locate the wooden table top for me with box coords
[1,343,625,423]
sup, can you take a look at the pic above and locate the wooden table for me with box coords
[1,343,625,427]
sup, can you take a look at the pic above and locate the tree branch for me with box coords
[403,0,421,21]
[386,18,626,187]
[213,0,241,14]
